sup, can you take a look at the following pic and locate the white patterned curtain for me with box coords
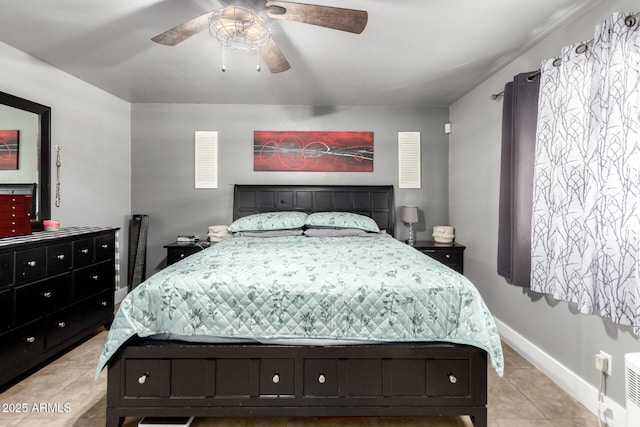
[531,12,640,334]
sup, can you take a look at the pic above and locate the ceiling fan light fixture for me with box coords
[209,6,271,52]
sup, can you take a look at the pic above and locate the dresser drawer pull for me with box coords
[100,301,108,307]
[57,321,66,328]
[100,244,109,249]
[318,374,326,384]
[180,253,186,258]
[91,274,100,281]
[445,254,451,259]
[25,336,36,343]
[56,254,65,260]
[26,260,37,267]
[138,372,149,384]
[448,373,457,384]
[42,291,52,298]
[272,373,280,384]
[81,248,90,254]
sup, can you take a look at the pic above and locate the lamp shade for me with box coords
[400,205,419,223]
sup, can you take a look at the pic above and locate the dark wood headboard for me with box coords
[233,185,395,236]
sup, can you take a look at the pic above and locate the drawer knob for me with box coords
[58,321,66,328]
[272,373,280,384]
[100,301,108,307]
[56,254,65,260]
[101,244,109,249]
[448,373,457,384]
[180,254,186,258]
[26,260,37,267]
[318,374,326,384]
[25,336,36,343]
[81,248,89,254]
[43,291,52,298]
[445,254,451,259]
[138,373,149,384]
[91,274,100,280]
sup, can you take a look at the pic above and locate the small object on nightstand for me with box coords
[412,240,465,274]
[432,225,454,243]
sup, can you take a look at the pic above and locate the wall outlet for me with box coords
[595,351,612,376]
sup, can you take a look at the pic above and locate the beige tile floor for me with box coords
[0,329,599,426]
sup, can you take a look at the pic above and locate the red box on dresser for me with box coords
[0,194,32,238]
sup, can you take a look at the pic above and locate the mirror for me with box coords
[0,91,50,225]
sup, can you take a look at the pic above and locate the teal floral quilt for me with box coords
[96,236,503,377]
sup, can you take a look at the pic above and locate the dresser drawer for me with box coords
[95,233,116,262]
[0,318,45,374]
[15,247,46,284]
[73,237,95,268]
[0,288,12,331]
[46,290,113,349]
[15,274,72,323]
[0,252,13,287]
[73,261,113,299]
[46,242,73,275]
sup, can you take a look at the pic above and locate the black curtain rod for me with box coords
[491,11,639,100]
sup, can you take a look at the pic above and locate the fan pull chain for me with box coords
[256,50,261,72]
[221,44,226,72]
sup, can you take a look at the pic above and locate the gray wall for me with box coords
[131,104,449,275]
[0,41,132,290]
[449,0,639,410]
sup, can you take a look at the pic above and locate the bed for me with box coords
[100,184,503,427]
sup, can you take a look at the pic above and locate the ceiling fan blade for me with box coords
[151,12,213,46]
[260,38,291,73]
[265,1,367,34]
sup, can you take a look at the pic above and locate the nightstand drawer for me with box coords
[412,241,465,274]
[423,249,462,268]
[164,241,210,266]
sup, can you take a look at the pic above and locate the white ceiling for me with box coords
[0,0,603,106]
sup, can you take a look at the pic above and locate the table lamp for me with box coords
[400,205,419,246]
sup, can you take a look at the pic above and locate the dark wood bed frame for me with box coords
[106,185,488,427]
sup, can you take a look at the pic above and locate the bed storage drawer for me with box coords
[427,359,471,397]
[110,342,488,409]
[125,359,171,397]
[303,358,338,396]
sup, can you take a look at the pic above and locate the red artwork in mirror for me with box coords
[0,130,19,170]
[254,131,373,171]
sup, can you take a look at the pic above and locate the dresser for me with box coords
[0,194,32,238]
[412,240,466,274]
[0,226,118,387]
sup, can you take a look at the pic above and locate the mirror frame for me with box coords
[0,91,51,225]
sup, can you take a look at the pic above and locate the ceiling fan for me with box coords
[151,0,368,73]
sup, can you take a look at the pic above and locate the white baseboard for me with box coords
[114,286,128,305]
[494,317,626,427]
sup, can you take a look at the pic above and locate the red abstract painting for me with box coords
[254,131,373,172]
[0,130,19,170]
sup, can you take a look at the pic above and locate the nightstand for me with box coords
[411,240,466,274]
[164,241,210,266]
